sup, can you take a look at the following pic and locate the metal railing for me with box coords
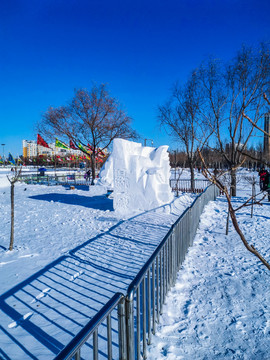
[18,173,91,186]
[53,184,219,360]
[54,293,125,360]
[125,184,219,360]
[170,178,210,194]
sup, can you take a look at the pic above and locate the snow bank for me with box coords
[99,139,173,213]
[0,173,10,188]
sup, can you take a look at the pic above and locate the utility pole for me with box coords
[1,143,5,166]
[144,139,154,147]
[174,150,177,179]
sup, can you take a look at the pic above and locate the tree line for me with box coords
[169,143,266,171]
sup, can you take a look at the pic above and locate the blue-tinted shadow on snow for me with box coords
[28,193,114,211]
[0,202,174,359]
[62,184,90,191]
[0,253,126,359]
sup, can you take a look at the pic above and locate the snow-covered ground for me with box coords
[147,174,270,360]
[0,167,194,359]
[1,167,269,359]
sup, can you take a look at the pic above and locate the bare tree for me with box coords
[37,84,138,184]
[199,44,270,195]
[198,149,270,271]
[158,72,211,191]
[244,174,258,218]
[7,167,22,251]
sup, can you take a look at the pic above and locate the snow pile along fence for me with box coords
[54,184,220,360]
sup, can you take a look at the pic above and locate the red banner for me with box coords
[37,134,50,148]
[69,140,77,149]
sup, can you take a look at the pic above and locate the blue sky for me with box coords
[0,0,269,157]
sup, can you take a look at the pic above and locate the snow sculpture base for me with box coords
[99,139,173,214]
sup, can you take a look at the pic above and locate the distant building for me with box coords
[263,113,270,159]
[22,140,81,158]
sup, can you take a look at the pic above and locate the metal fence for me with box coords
[54,293,125,360]
[170,178,210,194]
[53,184,219,360]
[19,175,209,194]
[18,173,91,186]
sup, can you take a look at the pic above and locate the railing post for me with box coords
[136,287,141,359]
[118,298,127,360]
[126,295,135,360]
[156,256,159,324]
[189,208,192,246]
[147,269,151,345]
[172,229,176,286]
[93,330,98,360]
[74,349,81,360]
[152,262,156,335]
[142,278,147,360]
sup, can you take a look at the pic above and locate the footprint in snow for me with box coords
[8,312,33,329]
[31,288,51,303]
[70,270,84,281]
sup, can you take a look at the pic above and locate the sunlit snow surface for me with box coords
[1,168,270,359]
[0,167,193,359]
[147,183,270,359]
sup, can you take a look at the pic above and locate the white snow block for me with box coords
[111,139,173,213]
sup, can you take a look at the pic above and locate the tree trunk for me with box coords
[190,162,195,192]
[225,187,232,235]
[9,182,15,251]
[91,154,96,185]
[230,168,237,196]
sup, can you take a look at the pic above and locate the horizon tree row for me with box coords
[169,143,268,171]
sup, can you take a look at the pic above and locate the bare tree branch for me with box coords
[37,84,139,184]
[198,148,270,271]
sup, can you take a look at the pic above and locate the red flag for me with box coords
[69,140,77,149]
[88,144,94,152]
[37,134,50,148]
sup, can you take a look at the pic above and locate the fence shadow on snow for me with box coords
[0,184,219,360]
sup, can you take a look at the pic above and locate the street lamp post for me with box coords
[144,139,154,147]
[174,150,177,179]
[1,143,5,166]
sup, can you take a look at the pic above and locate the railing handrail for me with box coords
[54,292,124,360]
[170,178,209,181]
[126,187,206,301]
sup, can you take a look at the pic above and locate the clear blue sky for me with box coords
[0,0,269,157]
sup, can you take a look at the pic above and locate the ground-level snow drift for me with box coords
[147,192,270,360]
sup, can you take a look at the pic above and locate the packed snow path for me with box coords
[147,193,270,360]
[0,181,193,360]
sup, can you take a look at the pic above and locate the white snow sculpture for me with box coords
[98,138,173,213]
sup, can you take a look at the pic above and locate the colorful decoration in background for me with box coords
[87,144,93,154]
[98,149,106,158]
[37,134,50,148]
[69,140,77,150]
[78,143,88,153]
[55,139,69,149]
[8,153,16,165]
[0,156,3,164]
